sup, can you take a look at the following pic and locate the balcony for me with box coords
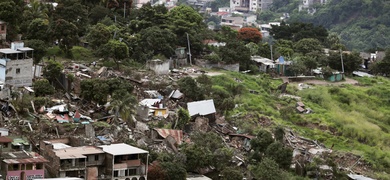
[60,162,86,171]
[114,159,142,170]
[235,6,249,11]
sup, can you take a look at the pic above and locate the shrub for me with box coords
[33,79,55,97]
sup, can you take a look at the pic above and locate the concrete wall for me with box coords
[5,59,33,87]
[147,60,170,75]
[197,59,239,72]
[7,169,44,180]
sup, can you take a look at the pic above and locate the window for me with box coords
[1,25,4,31]
[95,155,99,161]
[36,163,43,169]
[114,171,119,177]
[13,164,19,170]
[3,143,8,148]
[16,68,20,74]
[128,169,137,176]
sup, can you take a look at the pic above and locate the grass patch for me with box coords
[211,72,390,176]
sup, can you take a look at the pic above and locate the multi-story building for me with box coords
[40,139,149,180]
[230,0,273,12]
[0,42,34,87]
[99,143,149,180]
[40,140,106,179]
[1,151,48,180]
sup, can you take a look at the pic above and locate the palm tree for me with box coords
[24,0,49,20]
[109,92,137,128]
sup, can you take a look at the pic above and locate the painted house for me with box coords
[1,151,48,180]
[0,42,34,87]
[99,143,149,180]
[0,136,12,152]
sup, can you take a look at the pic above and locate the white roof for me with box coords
[347,174,375,180]
[252,56,274,65]
[17,47,34,51]
[0,49,21,54]
[139,99,161,107]
[52,143,71,149]
[99,143,148,155]
[187,99,216,116]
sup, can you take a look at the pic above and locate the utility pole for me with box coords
[186,33,192,66]
[340,49,345,73]
[270,44,273,62]
[123,2,126,18]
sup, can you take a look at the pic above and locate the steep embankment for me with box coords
[213,72,390,178]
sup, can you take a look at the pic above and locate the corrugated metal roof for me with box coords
[54,146,104,159]
[187,99,216,116]
[0,136,12,143]
[2,152,48,164]
[17,47,34,51]
[99,143,148,156]
[154,128,183,144]
[3,156,48,164]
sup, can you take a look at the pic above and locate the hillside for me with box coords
[277,0,390,51]
[211,72,390,178]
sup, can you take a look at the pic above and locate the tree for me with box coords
[270,22,328,43]
[176,108,190,129]
[160,162,187,180]
[89,5,112,24]
[327,51,362,74]
[182,144,213,172]
[273,126,285,142]
[0,0,24,40]
[218,41,251,70]
[246,42,260,56]
[168,5,205,55]
[53,0,88,36]
[110,93,136,125]
[99,40,129,69]
[33,79,55,97]
[24,18,50,42]
[371,49,390,76]
[50,19,79,56]
[138,26,177,60]
[250,129,274,153]
[237,27,262,44]
[250,158,287,180]
[25,40,47,65]
[294,38,323,55]
[148,162,168,180]
[178,77,204,101]
[289,58,307,76]
[220,167,243,180]
[43,59,63,82]
[275,39,294,57]
[265,141,293,170]
[86,23,111,50]
[80,79,110,104]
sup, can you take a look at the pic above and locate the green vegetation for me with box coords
[285,0,390,51]
[209,71,390,177]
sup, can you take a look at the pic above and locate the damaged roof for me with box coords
[187,99,216,116]
[2,152,48,164]
[54,146,104,159]
[154,128,183,144]
[99,143,148,155]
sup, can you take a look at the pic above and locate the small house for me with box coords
[187,99,216,121]
[1,151,48,180]
[251,56,275,73]
[0,127,9,136]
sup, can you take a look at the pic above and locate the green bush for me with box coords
[46,46,63,57]
[71,46,94,62]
